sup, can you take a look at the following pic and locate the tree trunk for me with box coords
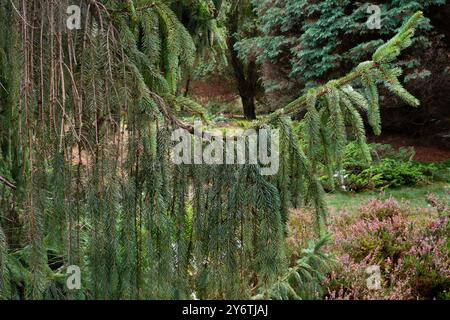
[228,8,258,120]
[241,89,257,120]
[184,73,191,97]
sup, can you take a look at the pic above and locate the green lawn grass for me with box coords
[325,182,449,212]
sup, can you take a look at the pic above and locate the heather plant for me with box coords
[326,197,450,299]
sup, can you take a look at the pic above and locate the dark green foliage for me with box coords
[241,0,446,103]
[253,236,335,300]
[335,143,450,192]
[0,223,9,299]
[346,158,425,191]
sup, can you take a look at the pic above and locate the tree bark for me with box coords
[241,91,257,120]
[227,8,258,120]
[184,73,191,97]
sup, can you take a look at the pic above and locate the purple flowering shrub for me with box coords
[325,197,449,299]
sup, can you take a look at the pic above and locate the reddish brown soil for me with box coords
[190,75,238,104]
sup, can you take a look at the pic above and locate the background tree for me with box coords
[226,0,260,119]
[238,0,450,133]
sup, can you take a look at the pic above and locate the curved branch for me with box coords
[0,175,16,190]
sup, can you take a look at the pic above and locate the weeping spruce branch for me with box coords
[269,12,422,122]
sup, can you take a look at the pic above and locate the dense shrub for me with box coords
[345,158,425,191]
[325,197,450,299]
[323,142,450,192]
